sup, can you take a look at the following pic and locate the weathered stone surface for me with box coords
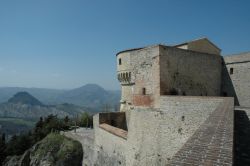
[222,52,250,107]
[99,123,127,139]
[168,97,234,165]
[159,46,222,97]
[117,44,222,112]
[70,97,232,166]
[62,39,244,166]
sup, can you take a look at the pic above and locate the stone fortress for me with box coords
[65,38,250,166]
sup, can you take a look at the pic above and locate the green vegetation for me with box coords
[32,133,83,166]
[0,118,35,127]
[0,133,6,164]
[0,113,92,165]
[0,118,35,139]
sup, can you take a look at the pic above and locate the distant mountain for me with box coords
[8,92,44,106]
[0,87,65,105]
[0,84,120,110]
[0,92,91,119]
[56,84,120,109]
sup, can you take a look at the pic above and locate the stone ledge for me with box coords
[99,123,128,140]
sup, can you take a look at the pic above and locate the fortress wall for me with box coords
[158,96,224,161]
[159,46,222,96]
[93,114,127,165]
[117,51,133,111]
[117,46,160,110]
[124,96,225,166]
[222,52,250,107]
[169,97,234,165]
[87,98,232,166]
[130,46,160,107]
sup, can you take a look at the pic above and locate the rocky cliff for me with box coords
[3,133,83,166]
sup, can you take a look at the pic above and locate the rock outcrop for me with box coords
[4,133,83,166]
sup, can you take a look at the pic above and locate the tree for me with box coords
[2,114,76,164]
[64,116,69,124]
[0,133,6,165]
[1,133,5,144]
[80,112,89,127]
[5,133,32,156]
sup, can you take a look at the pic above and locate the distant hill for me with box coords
[0,92,91,119]
[0,87,65,105]
[8,92,44,106]
[56,84,120,109]
[0,84,120,110]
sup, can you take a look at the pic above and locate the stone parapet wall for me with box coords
[99,112,127,130]
[70,96,234,166]
[91,96,231,165]
[93,114,127,166]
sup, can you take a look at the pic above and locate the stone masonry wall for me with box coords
[159,46,222,96]
[91,97,226,166]
[169,97,234,165]
[125,97,227,165]
[74,96,233,166]
[222,52,250,107]
[117,46,161,110]
[93,114,127,166]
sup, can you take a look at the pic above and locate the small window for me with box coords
[142,88,146,95]
[119,58,122,65]
[230,68,233,75]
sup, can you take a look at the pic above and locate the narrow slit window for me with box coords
[230,68,233,75]
[142,88,146,95]
[119,58,122,65]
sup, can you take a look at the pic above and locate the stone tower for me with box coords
[117,38,223,112]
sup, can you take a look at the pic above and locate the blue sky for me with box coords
[0,0,249,90]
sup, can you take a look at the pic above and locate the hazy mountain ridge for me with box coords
[0,92,93,139]
[56,84,120,109]
[0,87,65,105]
[0,84,120,109]
[0,92,89,119]
[0,84,120,137]
[8,92,44,106]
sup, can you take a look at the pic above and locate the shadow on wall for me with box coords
[234,110,250,166]
[99,112,128,131]
[221,59,239,105]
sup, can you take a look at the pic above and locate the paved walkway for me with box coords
[62,128,94,143]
